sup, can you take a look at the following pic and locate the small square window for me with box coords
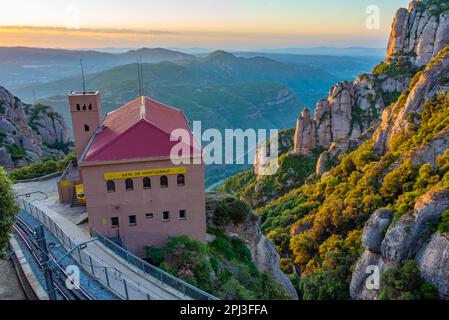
[179,210,186,220]
[145,213,154,219]
[162,211,170,221]
[111,217,119,228]
[129,215,137,226]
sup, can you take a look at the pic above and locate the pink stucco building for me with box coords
[58,91,206,256]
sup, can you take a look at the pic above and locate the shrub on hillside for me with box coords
[379,260,438,300]
[213,197,249,226]
[0,167,19,256]
[9,150,75,180]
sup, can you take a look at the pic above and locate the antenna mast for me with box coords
[32,89,37,105]
[80,58,86,94]
[139,56,144,98]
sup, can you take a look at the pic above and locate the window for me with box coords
[145,213,154,219]
[111,217,119,228]
[160,176,168,188]
[128,215,137,226]
[84,124,90,132]
[162,211,170,221]
[143,177,151,189]
[88,104,92,110]
[76,104,81,111]
[82,104,87,110]
[106,180,116,193]
[177,174,185,186]
[179,210,186,220]
[125,178,134,191]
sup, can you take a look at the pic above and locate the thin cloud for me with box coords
[0,25,175,36]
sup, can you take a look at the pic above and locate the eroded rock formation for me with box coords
[0,86,69,168]
[351,190,449,300]
[293,74,408,161]
[387,0,449,67]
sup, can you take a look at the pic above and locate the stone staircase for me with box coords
[70,187,85,208]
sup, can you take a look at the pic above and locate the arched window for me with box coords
[76,104,81,111]
[106,180,116,193]
[177,174,185,186]
[160,176,168,188]
[125,179,134,191]
[88,104,92,110]
[82,104,87,110]
[143,177,151,189]
[84,124,90,132]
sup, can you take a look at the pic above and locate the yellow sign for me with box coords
[60,180,72,187]
[75,184,86,204]
[104,167,187,180]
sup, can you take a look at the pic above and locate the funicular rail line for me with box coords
[13,216,96,300]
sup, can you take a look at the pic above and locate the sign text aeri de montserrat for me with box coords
[103,167,187,180]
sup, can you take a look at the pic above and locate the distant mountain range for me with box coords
[0,47,196,88]
[254,46,386,57]
[14,50,337,133]
[0,46,384,89]
[1,47,381,185]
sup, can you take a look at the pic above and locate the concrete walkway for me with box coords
[14,178,190,300]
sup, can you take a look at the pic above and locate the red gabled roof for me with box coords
[82,97,201,162]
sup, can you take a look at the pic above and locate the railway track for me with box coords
[13,216,96,300]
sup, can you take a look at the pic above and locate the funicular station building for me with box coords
[57,91,206,256]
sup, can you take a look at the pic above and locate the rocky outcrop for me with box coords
[293,74,410,160]
[0,86,69,169]
[349,250,397,300]
[387,0,449,67]
[373,46,449,154]
[294,0,449,176]
[416,233,449,299]
[296,0,449,300]
[362,209,394,254]
[26,104,69,145]
[351,190,449,300]
[205,192,299,299]
[293,108,315,155]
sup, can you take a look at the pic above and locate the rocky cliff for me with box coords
[351,190,449,300]
[293,0,449,176]
[348,0,449,300]
[387,0,449,67]
[205,192,299,299]
[0,86,69,169]
[293,69,410,162]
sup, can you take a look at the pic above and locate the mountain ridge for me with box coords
[221,0,449,300]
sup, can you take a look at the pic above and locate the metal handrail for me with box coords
[59,160,74,182]
[17,199,164,300]
[91,228,219,300]
[16,191,48,201]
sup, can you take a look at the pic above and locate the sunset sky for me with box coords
[0,0,410,50]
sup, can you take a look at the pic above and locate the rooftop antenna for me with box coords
[80,58,86,94]
[136,58,142,97]
[137,57,145,106]
[137,58,145,117]
[32,89,37,106]
[139,56,145,98]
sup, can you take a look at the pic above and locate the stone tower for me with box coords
[68,91,102,161]
[293,107,315,155]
